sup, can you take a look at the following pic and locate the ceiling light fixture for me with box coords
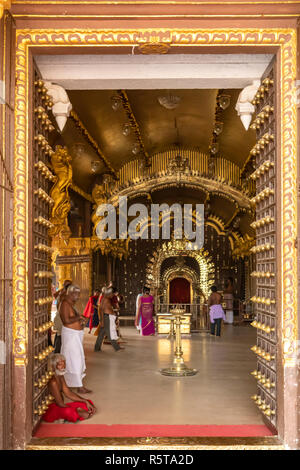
[102,173,111,184]
[213,121,223,136]
[209,142,219,155]
[111,94,121,111]
[122,123,131,136]
[158,94,181,110]
[91,161,102,173]
[132,143,140,155]
[72,143,86,155]
[218,94,231,110]
[138,160,146,171]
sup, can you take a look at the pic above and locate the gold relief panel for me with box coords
[13,29,297,368]
[0,1,11,19]
[49,145,72,242]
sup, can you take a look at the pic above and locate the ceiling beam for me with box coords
[70,183,94,203]
[35,54,273,90]
[69,109,117,178]
[117,90,150,166]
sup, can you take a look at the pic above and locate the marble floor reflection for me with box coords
[79,324,263,425]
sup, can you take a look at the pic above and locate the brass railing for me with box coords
[157,303,210,332]
[117,149,254,194]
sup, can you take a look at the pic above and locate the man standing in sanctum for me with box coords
[60,285,92,393]
[208,285,226,337]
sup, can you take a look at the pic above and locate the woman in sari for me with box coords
[135,286,155,336]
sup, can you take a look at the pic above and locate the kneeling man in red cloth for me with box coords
[43,354,96,423]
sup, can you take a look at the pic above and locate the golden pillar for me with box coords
[49,145,72,243]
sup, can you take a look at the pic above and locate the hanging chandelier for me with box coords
[158,94,181,110]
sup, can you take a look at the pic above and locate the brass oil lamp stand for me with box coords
[160,307,197,377]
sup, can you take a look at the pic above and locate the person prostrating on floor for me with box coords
[94,287,124,352]
[208,285,226,337]
[43,354,96,423]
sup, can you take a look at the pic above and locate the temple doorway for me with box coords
[169,278,191,304]
[8,32,298,450]
[30,54,278,440]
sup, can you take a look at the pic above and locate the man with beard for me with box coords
[42,354,96,423]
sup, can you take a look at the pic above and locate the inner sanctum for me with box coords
[14,51,284,443]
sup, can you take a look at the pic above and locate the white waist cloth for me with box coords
[109,314,118,340]
[61,326,86,387]
[225,310,234,324]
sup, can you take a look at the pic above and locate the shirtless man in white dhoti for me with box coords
[60,285,92,394]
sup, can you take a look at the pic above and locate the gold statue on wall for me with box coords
[49,145,72,242]
[91,183,107,236]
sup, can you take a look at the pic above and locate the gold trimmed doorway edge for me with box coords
[26,436,284,450]
[12,27,298,447]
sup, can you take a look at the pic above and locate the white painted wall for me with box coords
[35,54,273,90]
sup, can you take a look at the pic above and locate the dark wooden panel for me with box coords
[251,60,277,428]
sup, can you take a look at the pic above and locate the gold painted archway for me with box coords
[161,266,200,305]
[145,239,215,299]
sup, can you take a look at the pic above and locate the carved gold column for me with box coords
[91,183,107,237]
[49,146,72,242]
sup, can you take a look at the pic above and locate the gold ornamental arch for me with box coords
[128,210,242,250]
[145,239,215,299]
[161,264,201,305]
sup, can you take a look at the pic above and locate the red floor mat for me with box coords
[34,424,275,438]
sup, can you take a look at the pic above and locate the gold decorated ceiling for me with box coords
[62,88,255,237]
[65,88,255,189]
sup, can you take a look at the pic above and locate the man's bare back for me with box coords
[100,296,114,315]
[208,291,222,306]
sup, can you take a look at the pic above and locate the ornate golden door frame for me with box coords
[13,30,297,448]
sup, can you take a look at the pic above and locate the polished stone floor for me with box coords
[79,324,263,425]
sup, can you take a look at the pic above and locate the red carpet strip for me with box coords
[34,424,275,438]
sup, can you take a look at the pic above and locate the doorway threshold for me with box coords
[27,436,283,450]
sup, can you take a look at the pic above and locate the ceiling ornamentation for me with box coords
[116,149,254,197]
[109,176,252,222]
[158,94,181,110]
[69,109,117,178]
[70,183,93,203]
[117,90,151,166]
[137,36,171,55]
[208,90,230,174]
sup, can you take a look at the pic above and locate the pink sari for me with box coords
[139,295,155,336]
